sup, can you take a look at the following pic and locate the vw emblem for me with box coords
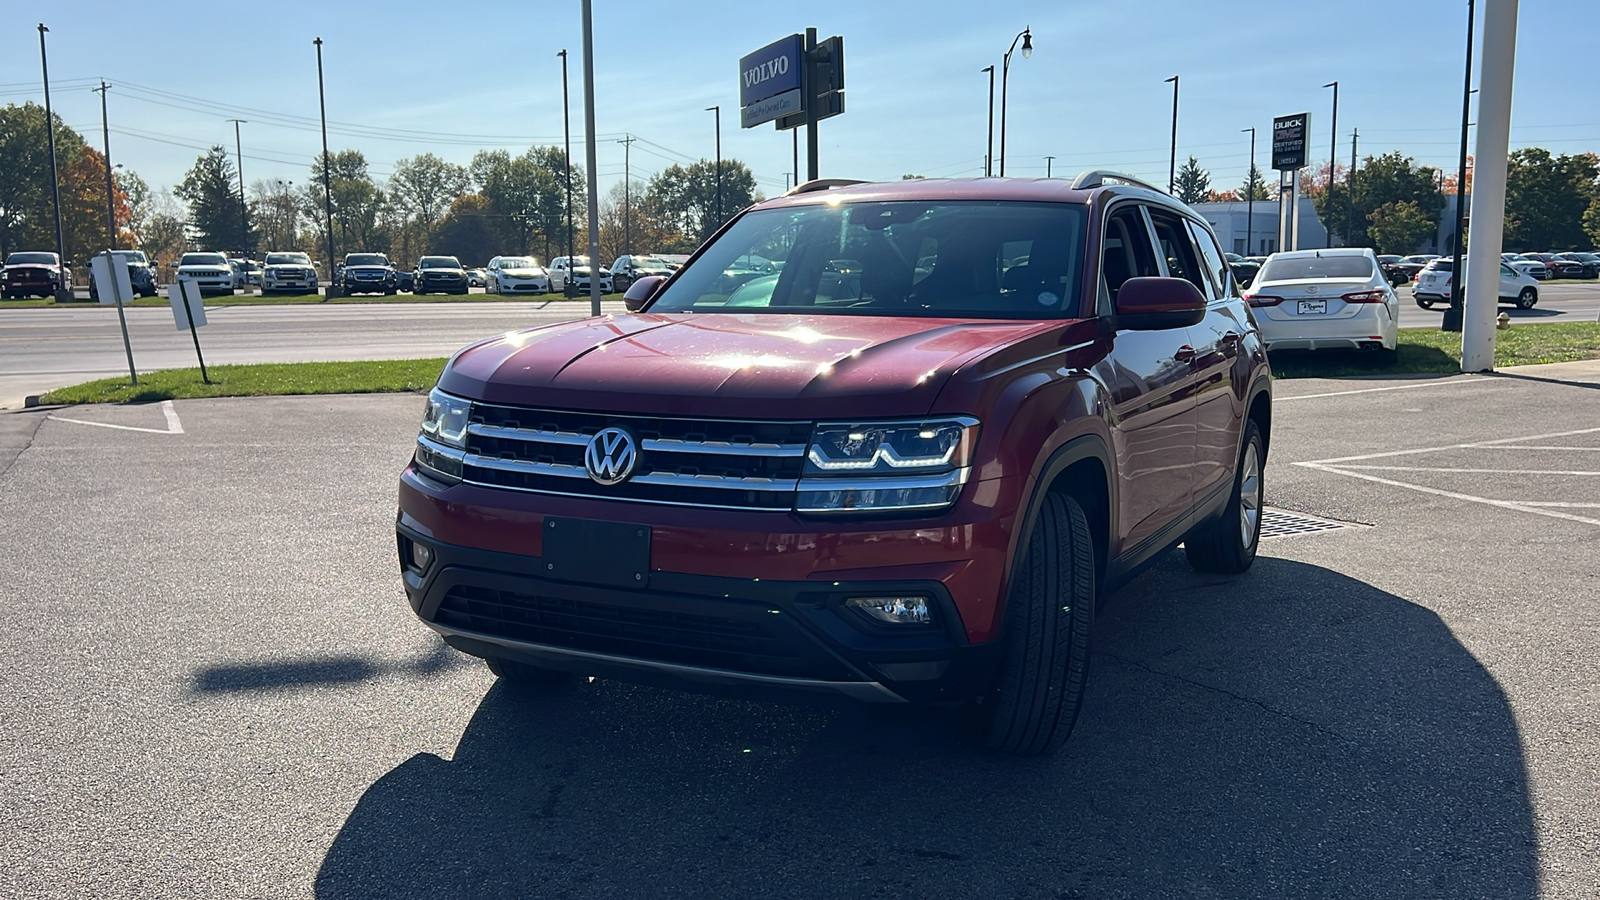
[584,427,637,485]
[1305,285,1319,295]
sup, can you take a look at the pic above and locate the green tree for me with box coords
[390,153,469,229]
[0,102,132,261]
[303,150,387,257]
[1583,195,1600,250]
[176,146,251,252]
[430,193,500,264]
[1240,163,1271,201]
[1503,148,1598,251]
[470,147,578,259]
[1316,151,1443,248]
[1366,201,1436,254]
[646,159,758,245]
[1174,156,1210,205]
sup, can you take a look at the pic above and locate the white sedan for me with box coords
[486,256,550,294]
[1242,248,1399,357]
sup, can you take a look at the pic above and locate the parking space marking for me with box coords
[1278,379,1492,402]
[48,400,184,435]
[1295,424,1600,528]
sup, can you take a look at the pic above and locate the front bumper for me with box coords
[419,276,469,292]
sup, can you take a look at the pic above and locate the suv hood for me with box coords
[439,312,1061,419]
[346,265,394,273]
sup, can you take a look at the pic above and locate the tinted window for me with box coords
[650,201,1086,319]
[181,253,227,266]
[266,253,310,265]
[1185,218,1233,300]
[6,252,57,265]
[346,254,388,266]
[1258,255,1375,281]
[1149,209,1206,293]
[1098,205,1160,315]
[419,257,461,268]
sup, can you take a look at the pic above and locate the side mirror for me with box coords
[169,261,178,268]
[1113,277,1206,330]
[623,274,667,312]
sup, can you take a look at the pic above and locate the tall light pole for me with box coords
[1165,75,1179,193]
[706,106,722,226]
[1243,126,1257,256]
[228,119,248,258]
[617,134,635,255]
[1044,155,1054,178]
[38,25,68,298]
[997,27,1032,176]
[558,49,575,296]
[1323,80,1339,247]
[314,38,335,294]
[1446,0,1477,333]
[580,0,602,316]
[981,65,995,176]
[1349,127,1359,247]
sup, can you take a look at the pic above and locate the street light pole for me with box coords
[580,0,602,317]
[618,134,635,255]
[1446,0,1477,333]
[1243,126,1256,256]
[998,27,1032,177]
[314,38,336,295]
[228,119,248,259]
[559,49,575,296]
[1323,80,1339,247]
[1044,155,1054,178]
[706,106,722,226]
[1349,127,1359,247]
[1165,75,1179,193]
[38,25,68,297]
[982,65,995,176]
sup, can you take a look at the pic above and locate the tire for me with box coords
[1516,287,1537,309]
[1184,419,1264,574]
[1416,297,1435,310]
[977,492,1096,756]
[485,656,577,687]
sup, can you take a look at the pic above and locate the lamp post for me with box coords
[580,0,602,317]
[981,65,995,176]
[558,49,575,297]
[1445,0,1477,333]
[1044,155,1054,178]
[313,38,335,295]
[1323,80,1339,247]
[706,106,722,227]
[1165,75,1179,193]
[38,25,68,299]
[228,119,248,260]
[1242,126,1256,256]
[997,27,1032,177]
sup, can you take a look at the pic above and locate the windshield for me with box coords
[498,257,537,268]
[346,254,388,267]
[116,251,149,264]
[181,253,227,266]
[266,253,311,265]
[7,252,59,265]
[1257,254,1374,282]
[419,257,461,269]
[648,201,1086,319]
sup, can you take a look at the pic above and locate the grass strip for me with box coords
[38,359,448,405]
[1270,321,1600,377]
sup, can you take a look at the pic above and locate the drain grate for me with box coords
[1259,507,1360,540]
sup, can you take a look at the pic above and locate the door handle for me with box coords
[1174,345,1196,363]
[1220,332,1242,355]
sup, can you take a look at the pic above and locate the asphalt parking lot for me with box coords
[1,365,1597,899]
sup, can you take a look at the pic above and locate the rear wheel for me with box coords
[976,492,1096,756]
[1516,287,1537,309]
[1416,297,1435,309]
[485,656,577,687]
[1185,419,1264,574]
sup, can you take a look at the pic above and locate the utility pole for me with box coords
[38,25,68,299]
[559,48,575,296]
[93,81,137,385]
[982,65,995,176]
[228,119,248,260]
[314,38,336,295]
[1243,126,1257,256]
[706,106,722,227]
[1044,155,1054,178]
[1323,81,1339,247]
[1446,0,1477,333]
[617,134,635,255]
[1165,75,1179,192]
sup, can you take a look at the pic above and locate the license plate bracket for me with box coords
[1297,299,1328,315]
[542,517,650,588]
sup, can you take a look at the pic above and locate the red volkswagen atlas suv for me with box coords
[397,172,1272,754]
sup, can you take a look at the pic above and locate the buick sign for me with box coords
[739,34,803,108]
[1271,112,1310,171]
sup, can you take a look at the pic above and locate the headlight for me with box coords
[415,387,470,483]
[797,418,978,514]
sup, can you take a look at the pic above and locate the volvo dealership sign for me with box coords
[739,35,803,127]
[1272,112,1310,170]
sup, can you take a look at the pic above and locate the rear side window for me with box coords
[1148,209,1206,294]
[1098,205,1159,314]
[1185,219,1234,300]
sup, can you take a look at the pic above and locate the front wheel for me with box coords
[1516,287,1537,309]
[975,492,1096,756]
[1185,419,1264,574]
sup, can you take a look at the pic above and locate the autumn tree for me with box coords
[0,103,135,261]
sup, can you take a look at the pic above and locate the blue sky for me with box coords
[2,0,1595,201]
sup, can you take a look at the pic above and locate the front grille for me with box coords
[461,403,810,510]
[435,584,823,676]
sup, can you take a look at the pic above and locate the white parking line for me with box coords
[48,399,184,435]
[1335,465,1600,475]
[1301,426,1600,465]
[1296,462,1600,527]
[1277,378,1492,402]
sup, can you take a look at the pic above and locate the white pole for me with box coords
[1462,0,1517,372]
[581,0,602,317]
[1289,170,1301,250]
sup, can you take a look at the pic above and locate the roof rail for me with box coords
[783,178,870,197]
[1069,170,1167,193]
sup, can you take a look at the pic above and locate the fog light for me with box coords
[410,541,433,572]
[846,596,931,626]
